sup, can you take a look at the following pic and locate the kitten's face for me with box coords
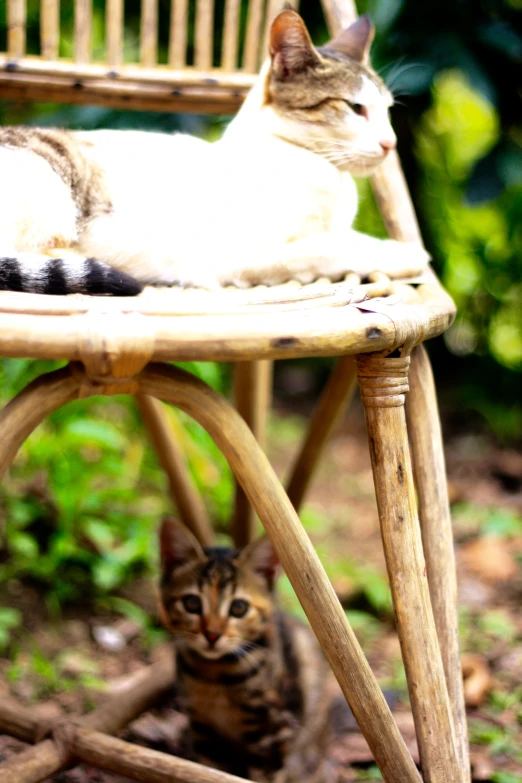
[159,518,278,661]
[265,11,395,175]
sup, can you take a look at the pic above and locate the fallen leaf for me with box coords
[462,653,493,707]
[460,535,519,582]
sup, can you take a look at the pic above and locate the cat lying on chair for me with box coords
[0,10,429,297]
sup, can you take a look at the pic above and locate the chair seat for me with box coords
[0,270,454,363]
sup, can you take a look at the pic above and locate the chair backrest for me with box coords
[0,0,343,114]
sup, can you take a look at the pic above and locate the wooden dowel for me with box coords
[406,344,470,780]
[138,363,421,783]
[357,354,462,783]
[220,0,241,71]
[74,0,92,64]
[232,360,272,547]
[286,355,356,512]
[0,739,66,783]
[242,0,264,73]
[136,394,214,547]
[0,697,42,743]
[7,0,26,58]
[68,726,249,783]
[169,0,188,68]
[140,0,158,67]
[0,657,176,783]
[194,0,214,70]
[106,0,123,68]
[40,0,59,60]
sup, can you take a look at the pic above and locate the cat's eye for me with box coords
[229,599,250,618]
[182,594,203,614]
[345,100,367,118]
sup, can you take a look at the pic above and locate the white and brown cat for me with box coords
[0,10,428,296]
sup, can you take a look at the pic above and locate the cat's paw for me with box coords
[370,240,430,279]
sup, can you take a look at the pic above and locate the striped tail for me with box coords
[0,254,143,296]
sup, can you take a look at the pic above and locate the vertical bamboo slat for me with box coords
[106,0,123,68]
[195,0,214,70]
[220,0,241,71]
[242,0,264,73]
[140,0,158,67]
[40,0,59,60]
[169,0,188,68]
[7,0,26,58]
[74,0,92,64]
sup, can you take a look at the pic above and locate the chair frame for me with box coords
[0,1,470,781]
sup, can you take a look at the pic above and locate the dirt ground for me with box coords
[0,397,521,782]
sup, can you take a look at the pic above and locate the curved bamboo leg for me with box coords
[136,394,214,546]
[286,355,357,512]
[138,362,421,783]
[406,344,470,780]
[0,367,81,485]
[232,360,272,547]
[357,354,462,783]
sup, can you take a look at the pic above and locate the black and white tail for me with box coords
[0,254,143,296]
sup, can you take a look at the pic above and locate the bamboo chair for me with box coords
[0,1,470,781]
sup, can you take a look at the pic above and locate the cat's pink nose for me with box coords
[204,630,222,645]
[379,137,397,152]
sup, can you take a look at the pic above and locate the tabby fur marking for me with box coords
[159,517,333,782]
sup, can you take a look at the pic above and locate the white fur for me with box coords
[1,64,428,290]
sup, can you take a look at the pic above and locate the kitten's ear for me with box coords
[270,10,320,80]
[326,15,374,64]
[160,517,204,574]
[239,535,280,590]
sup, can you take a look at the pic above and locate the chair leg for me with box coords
[139,362,421,783]
[136,394,214,546]
[406,345,470,780]
[357,353,463,783]
[232,360,273,547]
[286,355,357,512]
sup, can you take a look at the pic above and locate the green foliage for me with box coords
[0,608,22,651]
[0,357,231,608]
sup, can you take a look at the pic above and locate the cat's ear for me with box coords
[239,535,280,590]
[160,516,204,574]
[270,10,320,80]
[326,15,374,64]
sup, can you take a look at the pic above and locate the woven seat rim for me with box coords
[0,271,456,363]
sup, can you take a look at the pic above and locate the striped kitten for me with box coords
[0,11,428,297]
[159,517,332,782]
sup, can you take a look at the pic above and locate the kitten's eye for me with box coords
[182,594,202,614]
[229,599,250,618]
[345,101,367,118]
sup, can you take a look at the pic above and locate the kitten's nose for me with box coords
[379,137,397,152]
[204,630,222,645]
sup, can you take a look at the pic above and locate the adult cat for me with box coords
[0,10,428,296]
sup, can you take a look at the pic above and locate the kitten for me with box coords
[158,517,332,782]
[0,11,428,297]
